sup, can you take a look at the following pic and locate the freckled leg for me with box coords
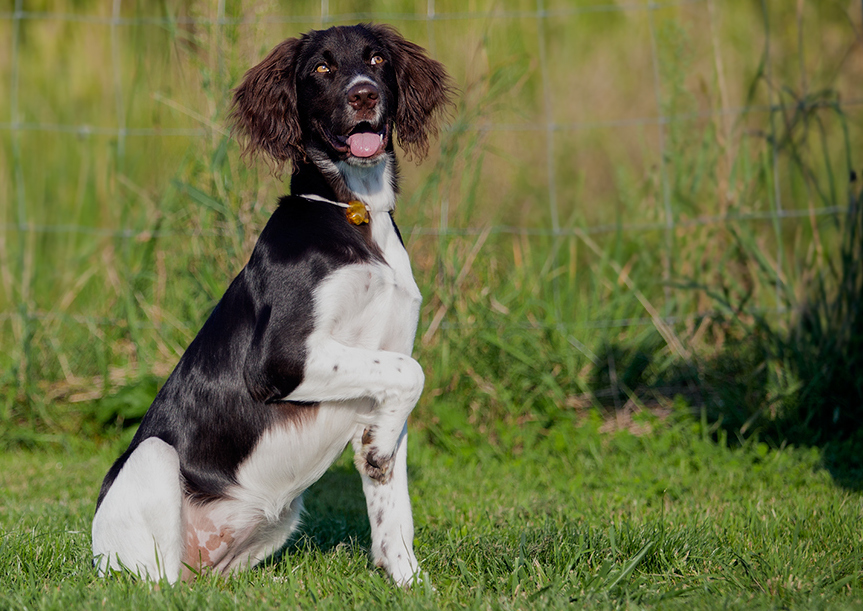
[354,423,420,586]
[287,337,425,584]
[288,338,424,482]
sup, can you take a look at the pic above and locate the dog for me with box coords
[92,23,453,587]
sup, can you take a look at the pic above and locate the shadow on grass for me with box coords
[265,462,372,570]
[587,193,863,491]
[588,332,863,492]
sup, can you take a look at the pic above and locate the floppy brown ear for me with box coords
[229,37,305,174]
[371,24,455,162]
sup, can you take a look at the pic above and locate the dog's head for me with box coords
[230,24,454,174]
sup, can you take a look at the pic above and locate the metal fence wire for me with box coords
[1,0,861,397]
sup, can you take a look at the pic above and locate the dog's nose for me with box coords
[348,83,379,110]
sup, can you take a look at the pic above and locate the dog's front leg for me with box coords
[282,339,424,584]
[354,421,421,586]
[286,338,424,480]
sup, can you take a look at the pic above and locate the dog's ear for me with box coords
[372,24,455,162]
[230,37,305,175]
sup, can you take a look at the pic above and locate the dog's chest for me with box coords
[225,215,421,523]
[315,214,421,354]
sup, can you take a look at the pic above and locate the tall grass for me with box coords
[0,1,861,450]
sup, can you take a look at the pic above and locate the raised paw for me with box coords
[355,428,396,484]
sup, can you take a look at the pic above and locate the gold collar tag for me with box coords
[297,194,370,225]
[345,200,370,225]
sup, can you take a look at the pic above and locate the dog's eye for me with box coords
[370,55,384,66]
[314,63,330,74]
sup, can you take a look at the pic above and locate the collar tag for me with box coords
[345,200,370,225]
[297,194,370,226]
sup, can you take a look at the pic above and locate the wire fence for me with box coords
[2,5,858,236]
[1,0,861,396]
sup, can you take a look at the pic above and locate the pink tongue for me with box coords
[348,132,381,157]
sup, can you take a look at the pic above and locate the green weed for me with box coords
[2,1,860,453]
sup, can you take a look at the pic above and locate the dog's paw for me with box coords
[355,428,396,484]
[375,551,423,588]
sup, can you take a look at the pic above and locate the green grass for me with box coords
[1,1,861,442]
[1,2,862,608]
[2,407,862,610]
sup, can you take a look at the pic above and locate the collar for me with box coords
[297,194,370,225]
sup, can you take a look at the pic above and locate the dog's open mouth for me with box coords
[324,122,389,159]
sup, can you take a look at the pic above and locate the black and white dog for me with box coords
[92,23,453,586]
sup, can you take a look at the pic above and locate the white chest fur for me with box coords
[231,158,422,529]
[316,221,421,355]
[327,155,422,354]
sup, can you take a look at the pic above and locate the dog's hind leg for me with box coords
[92,437,184,583]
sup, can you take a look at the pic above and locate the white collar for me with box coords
[296,194,371,225]
[296,193,349,208]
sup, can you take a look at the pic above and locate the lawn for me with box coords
[2,2,862,609]
[2,406,861,610]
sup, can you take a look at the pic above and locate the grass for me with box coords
[1,1,863,608]
[2,406,862,610]
[1,2,860,434]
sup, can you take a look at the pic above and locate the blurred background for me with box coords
[0,0,861,453]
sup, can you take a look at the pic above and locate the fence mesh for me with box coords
[1,0,862,403]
